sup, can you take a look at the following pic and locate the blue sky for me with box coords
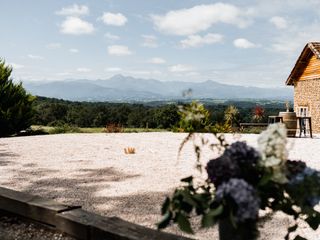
[2,0,320,87]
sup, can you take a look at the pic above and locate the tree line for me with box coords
[32,97,285,129]
[1,58,287,136]
[33,97,180,129]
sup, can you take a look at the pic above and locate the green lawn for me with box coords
[30,125,168,135]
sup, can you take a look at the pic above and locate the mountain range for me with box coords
[23,75,293,102]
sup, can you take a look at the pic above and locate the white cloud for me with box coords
[185,71,200,77]
[107,45,132,56]
[56,4,89,16]
[180,33,223,48]
[270,21,320,55]
[233,38,257,48]
[151,3,252,36]
[270,16,287,29]
[69,48,79,53]
[104,32,120,40]
[76,67,91,73]
[105,67,122,72]
[126,70,163,77]
[46,43,61,49]
[10,63,24,69]
[168,64,193,72]
[149,57,166,64]
[57,72,72,76]
[128,70,151,75]
[141,35,158,48]
[100,12,127,26]
[60,17,94,35]
[252,1,320,18]
[28,54,44,60]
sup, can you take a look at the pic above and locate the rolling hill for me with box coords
[23,75,293,101]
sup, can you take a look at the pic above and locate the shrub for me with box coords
[16,128,48,136]
[48,124,80,134]
[0,59,35,136]
[177,101,211,132]
[224,105,239,127]
[104,123,124,133]
[252,105,265,123]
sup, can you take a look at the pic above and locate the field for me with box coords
[1,133,319,239]
[29,125,167,134]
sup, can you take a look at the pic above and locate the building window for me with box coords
[297,106,308,117]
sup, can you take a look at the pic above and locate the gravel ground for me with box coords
[0,132,320,240]
[0,214,75,240]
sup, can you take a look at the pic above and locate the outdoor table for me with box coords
[268,116,283,124]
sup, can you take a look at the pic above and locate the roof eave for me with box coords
[285,43,312,86]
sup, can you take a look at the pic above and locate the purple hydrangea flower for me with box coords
[206,155,241,186]
[307,196,320,207]
[207,141,261,186]
[288,167,320,207]
[286,160,306,180]
[290,167,318,184]
[216,178,260,223]
[224,142,260,166]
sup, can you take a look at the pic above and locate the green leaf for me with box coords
[285,224,298,240]
[181,191,198,207]
[181,176,193,184]
[157,212,172,230]
[201,206,222,227]
[259,172,273,186]
[306,214,320,230]
[201,213,216,228]
[176,213,193,234]
[161,197,170,215]
[210,205,224,216]
[293,235,308,240]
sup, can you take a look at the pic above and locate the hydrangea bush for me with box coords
[158,123,320,240]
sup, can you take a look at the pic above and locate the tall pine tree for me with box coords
[0,59,35,136]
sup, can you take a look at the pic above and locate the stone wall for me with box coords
[294,79,320,133]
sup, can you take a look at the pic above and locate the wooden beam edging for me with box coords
[0,187,193,240]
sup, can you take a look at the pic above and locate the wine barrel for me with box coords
[279,112,297,137]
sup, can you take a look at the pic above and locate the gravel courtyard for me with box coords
[0,132,320,239]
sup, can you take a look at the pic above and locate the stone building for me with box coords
[286,42,320,133]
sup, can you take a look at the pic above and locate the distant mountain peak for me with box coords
[110,74,126,79]
[23,75,293,102]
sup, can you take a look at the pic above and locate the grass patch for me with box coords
[123,128,167,133]
[30,125,167,135]
[240,126,267,134]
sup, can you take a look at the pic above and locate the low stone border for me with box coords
[0,187,192,240]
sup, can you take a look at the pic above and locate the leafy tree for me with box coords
[0,59,35,136]
[177,101,211,132]
[153,104,179,129]
[224,105,239,127]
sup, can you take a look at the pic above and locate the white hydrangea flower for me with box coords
[258,123,288,183]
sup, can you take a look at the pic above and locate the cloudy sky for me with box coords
[2,0,320,87]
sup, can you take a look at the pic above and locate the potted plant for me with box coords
[157,102,320,240]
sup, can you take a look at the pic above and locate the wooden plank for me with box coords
[91,216,192,240]
[0,187,78,226]
[56,209,193,240]
[0,187,192,240]
[298,55,320,80]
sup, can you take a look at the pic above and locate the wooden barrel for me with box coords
[279,112,297,137]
